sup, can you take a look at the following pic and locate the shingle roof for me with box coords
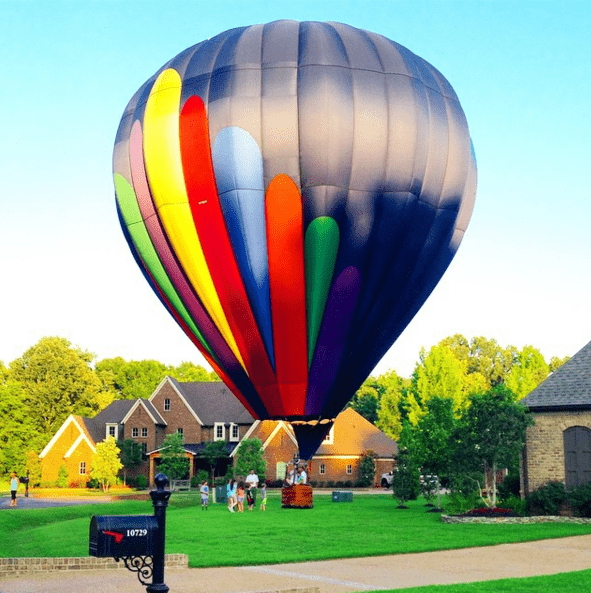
[522,340,591,410]
[141,399,166,425]
[93,399,136,425]
[169,378,255,425]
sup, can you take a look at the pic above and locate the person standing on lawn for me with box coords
[200,480,209,510]
[245,469,259,511]
[226,478,237,512]
[10,472,19,507]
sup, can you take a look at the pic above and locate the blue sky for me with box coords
[1,1,590,377]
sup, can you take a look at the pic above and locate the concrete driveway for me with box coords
[2,535,591,593]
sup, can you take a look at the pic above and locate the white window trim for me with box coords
[346,464,353,475]
[319,463,326,475]
[132,427,139,438]
[79,461,86,475]
[229,423,239,442]
[214,422,225,441]
[164,398,171,412]
[106,424,118,440]
[141,427,148,438]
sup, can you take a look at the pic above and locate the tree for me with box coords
[10,337,106,436]
[505,345,550,401]
[233,438,266,480]
[90,437,123,493]
[199,440,230,486]
[169,362,219,382]
[25,450,42,488]
[0,372,37,473]
[455,385,533,506]
[391,434,420,508]
[349,381,380,424]
[118,439,144,485]
[95,358,167,400]
[410,344,476,423]
[158,433,190,480]
[376,371,409,440]
[412,396,457,509]
[358,450,378,487]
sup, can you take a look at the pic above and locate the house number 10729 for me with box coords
[126,529,148,537]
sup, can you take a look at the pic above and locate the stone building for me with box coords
[520,340,591,496]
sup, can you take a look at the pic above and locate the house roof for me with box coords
[522,340,591,410]
[168,378,255,425]
[316,407,398,457]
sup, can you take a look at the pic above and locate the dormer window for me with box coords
[164,398,171,411]
[323,426,334,445]
[106,424,118,440]
[214,422,225,441]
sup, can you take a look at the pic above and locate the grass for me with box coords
[372,568,591,592]
[2,493,591,568]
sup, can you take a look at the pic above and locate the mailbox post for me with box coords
[89,473,171,592]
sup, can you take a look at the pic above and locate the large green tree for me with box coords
[9,337,108,437]
[455,385,533,506]
[505,345,550,401]
[95,358,167,400]
[0,366,36,473]
[375,371,409,441]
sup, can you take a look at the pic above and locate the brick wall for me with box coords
[521,410,591,496]
[150,382,203,443]
[0,554,188,577]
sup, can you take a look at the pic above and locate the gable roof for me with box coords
[39,415,97,458]
[168,378,255,425]
[522,340,591,410]
[315,407,398,457]
[122,399,166,426]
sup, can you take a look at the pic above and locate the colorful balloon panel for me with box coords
[113,20,476,454]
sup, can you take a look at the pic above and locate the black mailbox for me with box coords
[89,515,158,558]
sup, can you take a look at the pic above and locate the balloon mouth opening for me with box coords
[274,416,335,424]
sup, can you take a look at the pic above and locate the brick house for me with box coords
[520,340,591,496]
[40,377,397,487]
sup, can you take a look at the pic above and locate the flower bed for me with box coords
[442,514,591,524]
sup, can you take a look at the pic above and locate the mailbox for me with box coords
[89,515,158,558]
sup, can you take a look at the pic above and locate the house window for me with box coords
[230,423,239,442]
[323,426,334,445]
[142,427,148,438]
[106,424,118,440]
[346,464,353,475]
[132,427,139,438]
[319,463,326,475]
[564,426,591,488]
[177,428,184,439]
[164,398,171,411]
[141,443,148,456]
[214,422,225,441]
[79,461,86,475]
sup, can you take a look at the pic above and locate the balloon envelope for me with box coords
[113,21,476,458]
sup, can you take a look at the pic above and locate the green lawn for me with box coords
[2,493,591,569]
[374,569,591,592]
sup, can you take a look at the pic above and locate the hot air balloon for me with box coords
[113,21,476,460]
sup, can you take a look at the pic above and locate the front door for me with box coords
[564,426,591,488]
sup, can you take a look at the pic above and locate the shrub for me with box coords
[567,483,591,517]
[309,480,318,487]
[498,471,521,501]
[502,494,527,516]
[335,481,345,488]
[317,481,325,489]
[326,480,335,488]
[343,480,353,488]
[135,475,148,490]
[57,465,69,488]
[445,491,481,515]
[527,481,567,515]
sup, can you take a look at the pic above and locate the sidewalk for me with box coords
[2,535,591,593]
